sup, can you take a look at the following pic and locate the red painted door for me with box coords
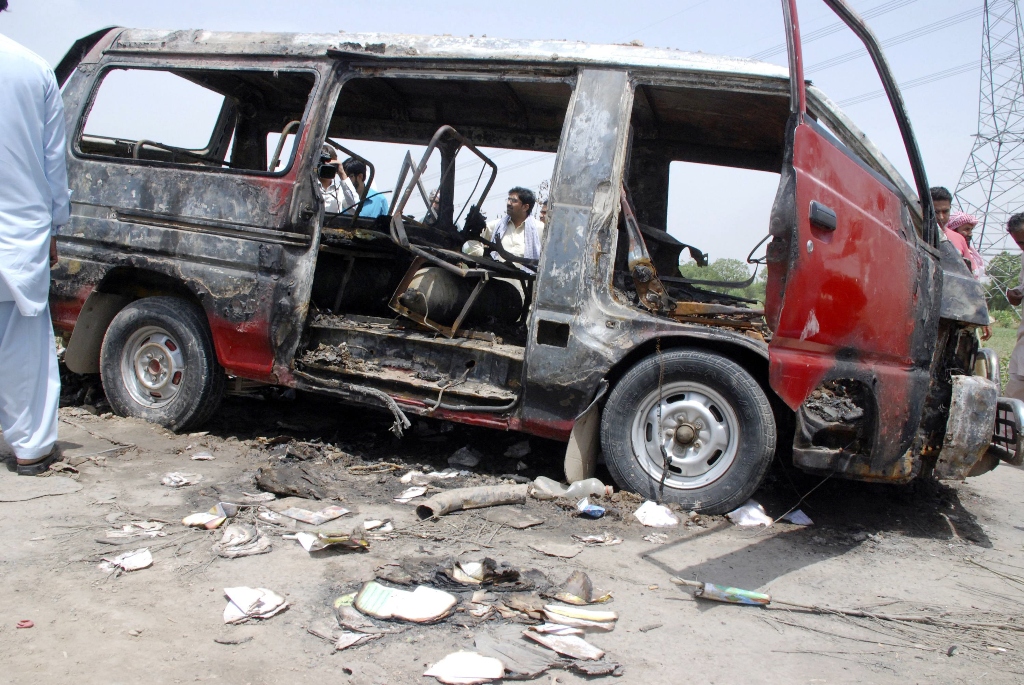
[766,0,937,471]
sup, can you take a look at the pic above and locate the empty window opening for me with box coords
[78,67,316,174]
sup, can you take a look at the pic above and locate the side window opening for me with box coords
[301,73,572,402]
[617,81,789,328]
[78,67,316,174]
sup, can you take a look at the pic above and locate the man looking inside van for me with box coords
[341,157,388,218]
[465,187,544,263]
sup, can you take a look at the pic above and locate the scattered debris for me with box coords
[726,500,773,527]
[289,529,369,553]
[532,622,583,636]
[99,548,153,574]
[416,484,530,519]
[306,620,382,651]
[482,507,545,529]
[671,577,771,605]
[213,524,272,558]
[529,542,583,559]
[634,501,679,527]
[363,519,394,533]
[553,571,612,605]
[333,595,404,635]
[576,498,605,519]
[183,502,239,530]
[223,587,288,623]
[354,581,457,623]
[213,635,253,645]
[278,504,350,525]
[543,604,617,631]
[401,469,462,485]
[103,521,166,543]
[523,628,605,660]
[16,620,34,629]
[191,452,215,461]
[638,623,662,633]
[160,472,202,488]
[449,558,521,586]
[395,486,428,503]
[642,533,668,544]
[572,532,622,546]
[475,631,556,680]
[449,446,483,468]
[780,509,813,526]
[424,651,504,684]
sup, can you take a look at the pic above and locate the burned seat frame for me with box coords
[386,125,536,337]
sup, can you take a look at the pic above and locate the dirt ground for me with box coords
[2,389,1024,685]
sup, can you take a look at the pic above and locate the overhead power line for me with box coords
[836,54,1014,108]
[749,0,919,61]
[807,5,988,73]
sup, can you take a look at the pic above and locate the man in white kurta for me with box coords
[463,187,544,269]
[0,26,71,475]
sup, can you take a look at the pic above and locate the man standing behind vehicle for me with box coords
[341,157,389,218]
[1003,214,1024,401]
[931,186,953,232]
[464,187,544,262]
[0,4,71,475]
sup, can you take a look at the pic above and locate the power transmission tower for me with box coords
[955,0,1024,272]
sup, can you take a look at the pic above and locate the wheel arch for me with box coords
[601,332,794,454]
[64,267,209,374]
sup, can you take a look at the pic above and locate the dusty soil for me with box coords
[3,390,1024,685]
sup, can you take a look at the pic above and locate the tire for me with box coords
[600,349,776,514]
[100,296,225,431]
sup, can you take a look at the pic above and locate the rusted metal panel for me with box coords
[768,118,940,476]
[934,375,999,479]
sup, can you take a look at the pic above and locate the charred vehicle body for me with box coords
[51,1,1024,513]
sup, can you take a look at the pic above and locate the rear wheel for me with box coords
[100,296,224,431]
[600,349,776,514]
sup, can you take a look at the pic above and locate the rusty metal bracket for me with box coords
[621,188,672,312]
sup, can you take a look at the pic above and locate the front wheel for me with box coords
[600,349,776,514]
[100,296,225,431]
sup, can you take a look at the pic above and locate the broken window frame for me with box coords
[72,61,322,178]
[611,73,792,305]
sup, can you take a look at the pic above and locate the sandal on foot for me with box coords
[17,447,63,476]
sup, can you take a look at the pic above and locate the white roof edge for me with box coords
[111,29,791,80]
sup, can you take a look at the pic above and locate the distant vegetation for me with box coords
[678,258,767,303]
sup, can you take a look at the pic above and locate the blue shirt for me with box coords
[357,189,389,218]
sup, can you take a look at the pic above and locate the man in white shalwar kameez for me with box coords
[0,11,72,475]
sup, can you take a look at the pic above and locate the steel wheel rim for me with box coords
[121,325,185,408]
[629,380,740,490]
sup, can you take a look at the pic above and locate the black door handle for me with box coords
[809,201,837,231]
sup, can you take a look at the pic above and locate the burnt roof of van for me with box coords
[107,29,791,80]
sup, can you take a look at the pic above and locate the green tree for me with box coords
[678,258,767,303]
[985,251,1021,312]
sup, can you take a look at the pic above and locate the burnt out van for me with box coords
[50,0,1023,513]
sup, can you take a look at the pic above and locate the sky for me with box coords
[0,0,991,265]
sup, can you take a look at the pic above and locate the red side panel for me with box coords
[768,122,919,410]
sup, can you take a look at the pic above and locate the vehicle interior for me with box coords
[615,79,790,333]
[297,71,807,408]
[298,73,573,409]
